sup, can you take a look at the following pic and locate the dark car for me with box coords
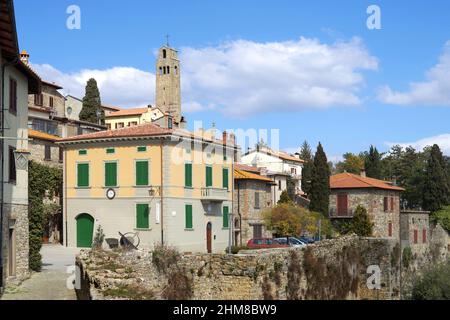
[299,236,316,244]
[246,238,289,249]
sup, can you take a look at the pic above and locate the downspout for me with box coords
[160,140,164,245]
[0,57,19,291]
[64,147,68,247]
[237,180,242,247]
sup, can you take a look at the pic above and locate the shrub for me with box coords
[335,205,373,237]
[402,247,413,268]
[411,262,450,300]
[161,268,193,300]
[92,225,105,249]
[225,245,249,254]
[151,243,180,275]
[431,206,450,232]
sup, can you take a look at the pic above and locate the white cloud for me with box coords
[386,134,450,155]
[32,37,378,116]
[378,41,450,106]
[31,64,155,108]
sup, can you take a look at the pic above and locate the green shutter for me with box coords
[137,146,147,152]
[106,148,115,154]
[136,161,149,186]
[77,163,89,187]
[79,150,87,155]
[136,204,149,229]
[223,206,229,229]
[105,162,117,187]
[185,163,192,187]
[185,204,193,229]
[206,166,213,187]
[223,168,229,190]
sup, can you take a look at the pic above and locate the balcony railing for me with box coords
[201,188,229,202]
[329,208,354,219]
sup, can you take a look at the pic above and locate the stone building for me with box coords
[155,46,181,124]
[400,210,430,252]
[28,129,62,168]
[0,0,42,292]
[233,164,275,246]
[329,171,404,239]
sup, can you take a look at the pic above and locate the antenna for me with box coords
[166,34,170,47]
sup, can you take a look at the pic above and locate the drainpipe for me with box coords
[160,140,164,245]
[237,180,242,247]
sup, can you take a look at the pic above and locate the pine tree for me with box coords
[79,78,104,124]
[299,140,313,197]
[350,205,373,236]
[365,145,382,179]
[309,143,330,216]
[278,190,293,205]
[422,144,450,212]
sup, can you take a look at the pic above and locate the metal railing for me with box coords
[201,187,229,201]
[329,208,354,218]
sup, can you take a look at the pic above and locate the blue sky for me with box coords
[14,0,450,159]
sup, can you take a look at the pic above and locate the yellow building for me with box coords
[104,106,165,130]
[58,123,238,253]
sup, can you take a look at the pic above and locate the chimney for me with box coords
[20,50,29,65]
[222,131,227,145]
[360,168,366,178]
[294,152,301,159]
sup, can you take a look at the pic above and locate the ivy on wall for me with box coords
[28,161,62,271]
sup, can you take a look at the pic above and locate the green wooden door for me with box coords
[76,214,94,248]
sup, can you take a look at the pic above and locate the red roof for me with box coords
[235,163,260,173]
[59,122,172,142]
[330,172,404,191]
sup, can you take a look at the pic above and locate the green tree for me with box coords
[79,78,104,124]
[422,145,450,212]
[309,143,330,216]
[411,262,450,300]
[335,153,364,174]
[364,145,382,179]
[278,190,293,205]
[350,205,373,236]
[299,140,313,197]
[431,206,450,232]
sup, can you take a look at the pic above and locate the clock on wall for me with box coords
[106,188,116,200]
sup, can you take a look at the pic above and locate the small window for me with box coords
[278,180,282,191]
[136,204,150,229]
[79,150,87,156]
[388,222,393,237]
[162,49,167,59]
[9,147,16,182]
[223,206,229,229]
[49,97,54,108]
[168,117,173,129]
[9,78,17,114]
[422,228,427,243]
[136,160,149,186]
[255,192,260,209]
[159,67,163,75]
[137,146,147,152]
[106,148,115,154]
[59,147,64,163]
[206,166,213,187]
[77,163,89,187]
[383,197,389,212]
[167,66,170,74]
[34,94,43,106]
[45,145,51,161]
[253,225,262,239]
[174,66,178,75]
[185,204,193,229]
[413,230,418,244]
[390,197,394,211]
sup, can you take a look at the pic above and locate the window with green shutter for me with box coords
[223,168,229,190]
[106,148,115,154]
[136,204,149,229]
[185,204,193,229]
[105,162,117,187]
[77,163,89,187]
[223,206,229,229]
[185,163,193,187]
[79,150,87,156]
[206,166,213,187]
[136,160,149,186]
[137,146,147,152]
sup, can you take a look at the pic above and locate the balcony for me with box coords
[329,208,354,219]
[201,188,229,202]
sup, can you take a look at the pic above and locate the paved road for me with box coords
[1,245,80,300]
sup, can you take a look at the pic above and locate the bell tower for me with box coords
[155,46,181,123]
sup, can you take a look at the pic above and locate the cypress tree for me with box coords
[422,144,450,212]
[79,78,104,124]
[309,142,330,216]
[299,140,313,197]
[365,145,382,179]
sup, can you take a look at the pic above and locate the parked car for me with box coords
[246,238,289,249]
[299,236,316,244]
[275,237,307,248]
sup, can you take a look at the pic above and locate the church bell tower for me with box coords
[155,46,181,123]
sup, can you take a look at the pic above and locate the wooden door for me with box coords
[337,194,348,216]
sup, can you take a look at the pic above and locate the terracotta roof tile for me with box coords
[330,172,405,191]
[235,163,260,173]
[28,129,60,142]
[105,107,148,118]
[234,169,275,183]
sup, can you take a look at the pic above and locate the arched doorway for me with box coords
[76,214,94,248]
[206,222,212,253]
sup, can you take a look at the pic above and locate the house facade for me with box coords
[329,171,404,239]
[58,123,238,253]
[240,145,304,203]
[105,106,166,130]
[233,164,275,246]
[0,0,41,292]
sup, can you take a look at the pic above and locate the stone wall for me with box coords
[234,180,273,245]
[77,235,421,300]
[29,140,62,168]
[330,189,401,239]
